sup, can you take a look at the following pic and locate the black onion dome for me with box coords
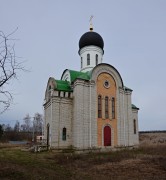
[79,31,104,50]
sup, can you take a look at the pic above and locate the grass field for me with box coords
[0,144,166,180]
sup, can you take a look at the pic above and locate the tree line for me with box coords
[0,113,43,142]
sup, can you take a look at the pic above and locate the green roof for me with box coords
[54,80,72,92]
[124,86,133,92]
[69,70,91,82]
[132,104,139,110]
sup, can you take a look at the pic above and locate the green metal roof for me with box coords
[54,80,72,92]
[124,86,133,92]
[69,70,91,82]
[132,104,139,110]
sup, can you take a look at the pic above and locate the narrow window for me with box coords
[105,96,109,119]
[98,95,102,118]
[133,119,136,134]
[62,127,66,141]
[48,85,51,99]
[96,54,98,65]
[87,54,90,65]
[47,123,50,146]
[112,97,115,119]
[48,91,51,99]
[58,91,61,97]
[81,57,83,68]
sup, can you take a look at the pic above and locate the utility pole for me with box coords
[32,117,35,142]
[30,116,35,143]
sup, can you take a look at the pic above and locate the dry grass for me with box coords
[139,132,166,146]
[0,144,166,179]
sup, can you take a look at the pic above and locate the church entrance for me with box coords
[104,126,111,146]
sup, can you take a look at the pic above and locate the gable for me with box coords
[91,63,124,88]
[61,69,91,83]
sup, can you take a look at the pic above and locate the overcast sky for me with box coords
[0,0,166,131]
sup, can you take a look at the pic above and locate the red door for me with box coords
[104,126,111,146]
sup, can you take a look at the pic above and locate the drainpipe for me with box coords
[58,93,60,148]
[89,81,92,148]
[50,90,53,146]
[42,102,45,141]
[123,86,126,146]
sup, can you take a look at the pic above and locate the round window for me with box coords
[104,80,110,88]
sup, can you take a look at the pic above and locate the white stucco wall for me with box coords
[44,93,73,148]
[79,46,103,72]
[72,80,90,149]
[72,79,98,149]
[132,109,139,145]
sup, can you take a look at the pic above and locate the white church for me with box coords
[43,24,139,150]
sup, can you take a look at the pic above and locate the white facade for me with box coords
[79,46,104,72]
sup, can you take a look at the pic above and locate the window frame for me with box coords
[105,96,109,119]
[112,97,115,119]
[133,119,136,134]
[87,54,90,65]
[98,95,102,118]
[96,54,98,65]
[62,127,66,141]
[81,57,83,68]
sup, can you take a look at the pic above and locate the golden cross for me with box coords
[89,15,94,31]
[89,15,94,24]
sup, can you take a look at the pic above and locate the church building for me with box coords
[43,24,139,150]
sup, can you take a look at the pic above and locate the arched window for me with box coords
[87,54,90,65]
[47,124,50,146]
[58,91,61,97]
[81,57,83,68]
[96,54,98,65]
[133,119,136,134]
[62,127,66,141]
[105,96,109,119]
[48,85,52,99]
[98,95,102,118]
[112,97,115,119]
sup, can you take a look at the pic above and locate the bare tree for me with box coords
[0,124,4,139]
[14,120,20,132]
[23,114,31,132]
[4,124,12,131]
[0,29,25,113]
[34,113,43,136]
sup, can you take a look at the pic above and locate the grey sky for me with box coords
[0,0,166,130]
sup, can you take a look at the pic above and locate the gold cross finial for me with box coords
[89,15,94,31]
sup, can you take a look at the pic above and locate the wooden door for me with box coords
[104,126,111,146]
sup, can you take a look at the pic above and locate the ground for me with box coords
[0,133,166,179]
[139,132,166,146]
